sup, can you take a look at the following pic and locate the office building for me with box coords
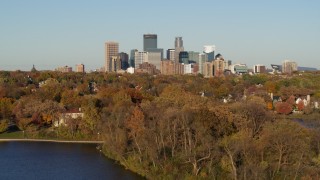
[179,51,189,64]
[160,60,175,75]
[175,37,183,49]
[105,42,119,72]
[188,51,200,64]
[253,64,266,74]
[134,51,148,68]
[56,66,72,73]
[130,49,138,68]
[147,51,162,70]
[143,34,157,51]
[119,52,129,70]
[282,60,298,74]
[203,62,214,78]
[109,56,121,72]
[167,49,175,61]
[174,37,184,63]
[204,45,215,62]
[230,64,248,74]
[213,59,225,77]
[76,64,85,73]
[198,53,208,74]
[136,62,160,75]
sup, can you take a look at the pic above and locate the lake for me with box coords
[0,142,143,180]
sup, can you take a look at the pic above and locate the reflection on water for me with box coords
[0,142,143,180]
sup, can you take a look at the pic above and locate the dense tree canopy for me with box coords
[1,70,320,179]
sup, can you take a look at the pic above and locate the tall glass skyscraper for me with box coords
[143,34,157,51]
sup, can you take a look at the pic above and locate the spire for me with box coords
[31,64,37,72]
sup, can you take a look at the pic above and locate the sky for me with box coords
[0,0,319,71]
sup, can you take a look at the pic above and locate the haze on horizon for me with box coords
[0,0,319,71]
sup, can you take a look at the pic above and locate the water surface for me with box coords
[0,142,143,180]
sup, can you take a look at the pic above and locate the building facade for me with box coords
[282,60,298,74]
[167,49,175,61]
[188,51,200,64]
[199,53,208,74]
[56,66,72,73]
[229,64,248,74]
[160,60,175,75]
[143,34,157,51]
[134,51,148,68]
[147,51,162,70]
[105,42,119,72]
[204,45,215,62]
[109,56,121,72]
[76,64,85,73]
[253,64,266,74]
[179,51,189,64]
[130,49,138,68]
[119,52,129,70]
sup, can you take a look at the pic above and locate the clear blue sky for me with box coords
[1,0,319,71]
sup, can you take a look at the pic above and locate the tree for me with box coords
[0,119,8,133]
[260,120,311,179]
[125,106,145,158]
[275,102,293,115]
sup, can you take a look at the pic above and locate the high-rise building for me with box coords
[110,56,121,72]
[174,37,184,63]
[253,64,266,74]
[204,45,215,62]
[282,60,298,74]
[203,62,214,78]
[119,52,129,70]
[134,51,148,68]
[147,52,162,70]
[213,59,225,77]
[130,49,138,68]
[175,37,183,49]
[143,34,157,51]
[167,49,175,61]
[76,64,85,73]
[179,51,189,64]
[198,53,208,74]
[105,42,119,72]
[188,51,200,64]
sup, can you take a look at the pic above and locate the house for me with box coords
[54,108,84,127]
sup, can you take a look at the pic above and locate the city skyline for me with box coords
[0,0,319,71]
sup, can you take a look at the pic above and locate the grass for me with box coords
[0,131,24,139]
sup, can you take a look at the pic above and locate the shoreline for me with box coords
[0,138,104,144]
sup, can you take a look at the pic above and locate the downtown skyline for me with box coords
[1,0,319,71]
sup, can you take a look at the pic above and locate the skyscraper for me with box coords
[130,49,138,68]
[204,45,215,62]
[119,52,129,70]
[198,53,208,74]
[179,51,189,64]
[105,42,119,72]
[174,37,184,59]
[143,34,163,59]
[175,37,183,49]
[167,49,175,61]
[143,34,157,51]
[134,51,148,68]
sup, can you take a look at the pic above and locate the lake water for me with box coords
[0,142,143,180]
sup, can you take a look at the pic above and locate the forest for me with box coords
[1,70,320,179]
